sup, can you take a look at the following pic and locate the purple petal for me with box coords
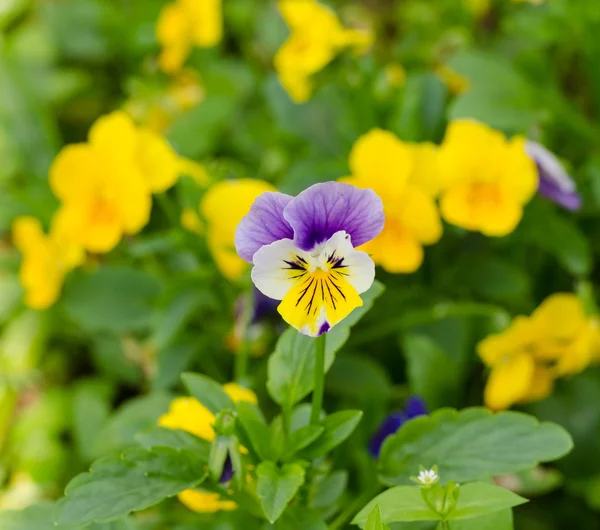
[404,396,428,418]
[526,141,582,212]
[368,411,408,458]
[235,192,294,262]
[368,396,428,458]
[283,182,384,252]
[537,171,582,211]
[219,453,234,483]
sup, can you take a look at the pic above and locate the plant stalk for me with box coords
[310,333,327,425]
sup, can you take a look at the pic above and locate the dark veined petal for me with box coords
[283,182,385,252]
[235,192,294,262]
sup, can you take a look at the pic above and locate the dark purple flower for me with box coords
[219,453,234,483]
[526,141,582,211]
[368,396,428,458]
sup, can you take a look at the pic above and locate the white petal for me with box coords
[319,230,375,294]
[251,238,312,300]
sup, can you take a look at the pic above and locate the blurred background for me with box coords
[1,0,600,528]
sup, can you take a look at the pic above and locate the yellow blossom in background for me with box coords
[437,120,538,237]
[435,65,470,95]
[50,111,183,253]
[125,70,205,134]
[342,129,442,273]
[275,0,372,103]
[13,217,84,310]
[158,383,256,514]
[478,293,600,411]
[384,63,407,88]
[200,179,276,280]
[157,0,222,74]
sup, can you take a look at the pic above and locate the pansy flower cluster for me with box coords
[156,0,222,73]
[13,111,185,309]
[478,293,600,411]
[275,0,372,103]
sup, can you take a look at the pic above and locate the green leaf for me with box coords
[181,372,233,414]
[522,202,591,277]
[236,401,272,461]
[379,408,573,486]
[266,281,384,408]
[56,447,207,526]
[283,424,324,461]
[93,393,173,457]
[403,334,459,410]
[298,410,362,460]
[352,486,440,528]
[365,505,386,530]
[62,267,161,334]
[447,482,527,520]
[135,426,211,460]
[256,461,306,523]
[72,379,113,462]
[448,509,513,530]
[264,506,327,530]
[447,51,543,133]
[309,470,347,509]
[152,289,215,350]
[0,502,136,529]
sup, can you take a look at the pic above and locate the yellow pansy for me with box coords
[478,293,599,410]
[50,111,181,253]
[437,120,538,237]
[12,216,84,310]
[200,179,276,281]
[477,316,542,410]
[157,0,222,74]
[275,0,372,103]
[342,129,442,273]
[158,382,257,514]
[529,293,598,376]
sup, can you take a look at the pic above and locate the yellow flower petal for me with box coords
[135,128,181,193]
[201,179,276,281]
[277,269,363,336]
[180,0,222,47]
[177,490,236,513]
[484,353,535,411]
[440,182,523,237]
[348,129,412,200]
[361,220,424,274]
[398,186,443,245]
[158,397,216,441]
[222,383,258,405]
[523,366,554,403]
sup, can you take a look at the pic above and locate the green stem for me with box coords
[235,287,255,383]
[310,333,327,425]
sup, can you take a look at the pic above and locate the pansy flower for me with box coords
[525,141,582,211]
[235,182,384,337]
[368,397,428,458]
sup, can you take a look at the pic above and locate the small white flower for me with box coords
[417,468,439,486]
